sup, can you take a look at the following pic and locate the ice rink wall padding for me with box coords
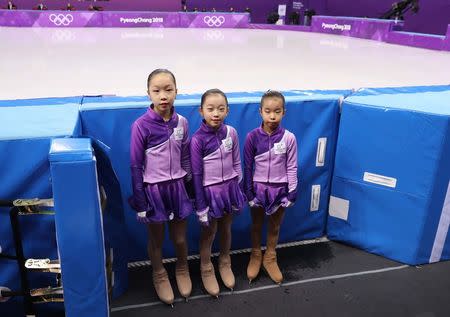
[49,138,109,317]
[0,103,81,316]
[327,85,450,265]
[79,90,348,262]
[3,86,449,315]
[0,90,347,316]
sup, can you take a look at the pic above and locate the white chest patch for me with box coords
[173,127,184,141]
[222,137,233,152]
[273,141,286,154]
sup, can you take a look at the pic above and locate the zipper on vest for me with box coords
[268,134,272,183]
[168,124,172,179]
[217,131,224,182]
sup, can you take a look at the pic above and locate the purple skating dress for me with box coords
[129,106,193,223]
[244,124,298,215]
[190,121,246,219]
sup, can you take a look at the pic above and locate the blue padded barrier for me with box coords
[327,85,450,265]
[0,104,81,316]
[0,89,350,316]
[0,96,84,107]
[49,138,109,317]
[80,90,350,264]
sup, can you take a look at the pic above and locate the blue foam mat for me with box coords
[328,86,450,265]
[0,103,81,316]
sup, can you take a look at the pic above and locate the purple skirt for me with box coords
[204,178,246,219]
[254,182,288,215]
[143,178,193,223]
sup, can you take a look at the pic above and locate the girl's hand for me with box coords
[136,211,151,223]
[281,197,294,208]
[196,207,209,227]
[248,198,262,208]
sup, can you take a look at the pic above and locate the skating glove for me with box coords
[280,197,294,208]
[196,207,210,227]
[248,198,262,208]
[136,211,152,223]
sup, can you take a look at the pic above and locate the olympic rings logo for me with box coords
[49,14,74,26]
[203,15,225,27]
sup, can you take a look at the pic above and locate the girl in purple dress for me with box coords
[244,90,298,285]
[190,89,246,296]
[129,69,193,305]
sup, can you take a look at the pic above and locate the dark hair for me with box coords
[147,69,177,90]
[200,88,229,108]
[260,90,285,109]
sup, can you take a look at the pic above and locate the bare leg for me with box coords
[199,219,219,296]
[168,219,191,298]
[247,207,265,282]
[168,219,189,268]
[218,214,234,289]
[218,213,232,257]
[147,223,165,272]
[199,219,217,266]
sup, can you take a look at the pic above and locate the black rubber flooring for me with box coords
[110,241,450,317]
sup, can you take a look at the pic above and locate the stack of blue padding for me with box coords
[49,138,109,317]
[0,103,81,316]
[327,85,450,265]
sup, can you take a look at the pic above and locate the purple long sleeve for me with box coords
[286,134,298,202]
[243,133,256,201]
[129,121,148,212]
[180,119,192,182]
[190,136,208,211]
[232,132,243,183]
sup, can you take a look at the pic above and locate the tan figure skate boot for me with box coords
[152,269,174,305]
[175,262,192,300]
[262,249,283,284]
[247,248,262,282]
[263,210,284,284]
[200,262,220,297]
[218,254,235,290]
